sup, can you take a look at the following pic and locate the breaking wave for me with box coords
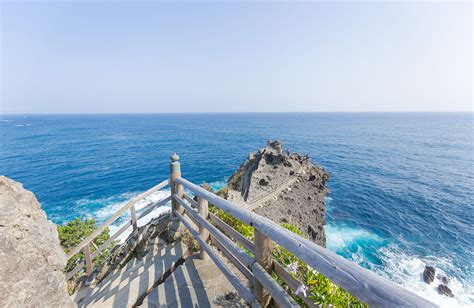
[76,189,171,243]
[325,224,473,307]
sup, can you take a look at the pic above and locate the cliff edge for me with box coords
[223,141,329,246]
[0,176,73,307]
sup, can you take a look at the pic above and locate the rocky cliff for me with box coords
[0,176,73,307]
[224,141,329,246]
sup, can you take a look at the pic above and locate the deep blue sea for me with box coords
[1,113,472,306]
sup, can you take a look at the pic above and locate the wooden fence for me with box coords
[65,153,437,307]
[64,179,170,280]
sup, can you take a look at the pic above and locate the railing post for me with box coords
[254,229,273,306]
[197,196,209,260]
[170,153,184,215]
[84,243,93,277]
[130,204,138,236]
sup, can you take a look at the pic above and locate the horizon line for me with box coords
[1,110,473,116]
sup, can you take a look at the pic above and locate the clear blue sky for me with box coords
[1,1,472,114]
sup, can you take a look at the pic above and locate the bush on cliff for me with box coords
[57,218,115,275]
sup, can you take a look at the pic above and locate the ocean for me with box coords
[1,113,472,306]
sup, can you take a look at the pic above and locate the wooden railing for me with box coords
[65,179,170,280]
[65,153,437,307]
[168,154,436,307]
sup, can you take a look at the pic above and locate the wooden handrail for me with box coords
[182,189,317,306]
[174,210,256,304]
[63,154,436,307]
[65,186,172,280]
[175,176,436,307]
[174,193,299,307]
[66,179,169,258]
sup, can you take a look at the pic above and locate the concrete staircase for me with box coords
[74,241,188,307]
[73,238,248,307]
[138,255,246,307]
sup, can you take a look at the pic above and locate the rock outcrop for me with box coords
[224,141,329,246]
[0,176,73,307]
[422,265,454,298]
[423,265,435,284]
[437,284,454,298]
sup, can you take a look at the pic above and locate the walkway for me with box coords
[242,167,303,211]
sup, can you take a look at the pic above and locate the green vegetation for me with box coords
[57,218,116,275]
[207,185,367,307]
[227,170,243,190]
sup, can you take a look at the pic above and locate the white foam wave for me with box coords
[325,224,473,307]
[78,189,172,243]
[376,246,473,307]
[14,123,32,127]
[325,224,383,253]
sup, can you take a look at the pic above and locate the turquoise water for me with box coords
[1,113,472,305]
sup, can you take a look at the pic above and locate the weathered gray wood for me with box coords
[136,196,172,220]
[130,204,138,235]
[176,177,436,307]
[209,234,256,285]
[251,262,299,307]
[197,196,210,260]
[84,243,93,276]
[273,261,318,308]
[209,212,255,253]
[184,209,200,227]
[174,210,255,304]
[67,179,169,258]
[170,153,181,214]
[254,229,273,305]
[173,194,255,268]
[65,260,85,280]
[91,241,104,258]
[175,184,184,214]
[91,220,132,259]
[183,193,198,208]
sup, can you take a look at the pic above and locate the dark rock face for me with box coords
[0,176,73,307]
[225,140,329,247]
[437,284,454,298]
[423,265,436,284]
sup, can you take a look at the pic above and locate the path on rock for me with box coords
[242,166,303,211]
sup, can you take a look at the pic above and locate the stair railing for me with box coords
[64,178,170,280]
[168,154,437,308]
[65,153,437,307]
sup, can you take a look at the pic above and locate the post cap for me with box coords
[170,153,180,162]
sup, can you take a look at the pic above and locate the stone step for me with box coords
[138,255,247,307]
[76,241,188,307]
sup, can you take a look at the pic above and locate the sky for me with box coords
[0,1,472,114]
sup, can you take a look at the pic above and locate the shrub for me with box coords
[57,218,115,275]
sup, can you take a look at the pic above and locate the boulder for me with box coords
[437,284,454,298]
[0,176,74,307]
[423,265,436,284]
